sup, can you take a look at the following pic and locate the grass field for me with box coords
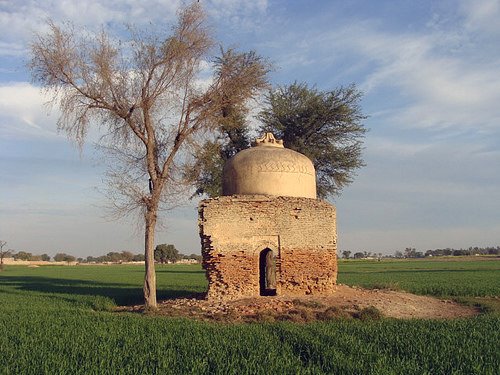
[1,258,499,374]
[339,257,500,297]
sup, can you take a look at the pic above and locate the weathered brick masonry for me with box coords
[199,195,337,300]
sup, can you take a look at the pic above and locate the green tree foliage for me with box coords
[185,54,260,197]
[120,251,134,262]
[85,251,143,263]
[259,82,367,198]
[185,141,226,198]
[154,244,180,264]
[188,82,367,199]
[187,128,251,197]
[54,253,75,263]
[132,253,145,262]
[341,251,351,259]
[13,251,33,261]
[53,253,66,262]
[401,248,424,258]
[186,254,203,262]
[3,249,49,264]
[410,246,500,258]
[106,252,123,263]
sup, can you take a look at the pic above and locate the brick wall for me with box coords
[199,195,337,300]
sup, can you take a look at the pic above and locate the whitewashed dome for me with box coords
[222,133,317,198]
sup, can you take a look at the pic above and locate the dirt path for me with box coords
[117,285,479,322]
[326,285,477,319]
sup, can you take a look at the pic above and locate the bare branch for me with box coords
[29,3,270,309]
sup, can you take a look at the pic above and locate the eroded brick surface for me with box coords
[199,195,337,300]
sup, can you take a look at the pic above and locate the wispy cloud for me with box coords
[460,0,500,35]
[0,82,62,139]
[352,28,500,132]
[0,0,270,58]
[0,41,26,57]
[0,0,183,49]
[262,0,500,134]
[208,0,267,17]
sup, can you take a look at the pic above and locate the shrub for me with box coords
[354,306,383,321]
[316,306,352,320]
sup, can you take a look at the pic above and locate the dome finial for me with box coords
[255,132,284,148]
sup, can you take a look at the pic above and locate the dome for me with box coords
[222,133,317,198]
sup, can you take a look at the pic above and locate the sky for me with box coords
[1,0,499,257]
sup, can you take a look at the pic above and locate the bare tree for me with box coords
[29,3,269,309]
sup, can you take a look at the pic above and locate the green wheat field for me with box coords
[1,258,499,374]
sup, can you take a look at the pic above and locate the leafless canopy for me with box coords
[30,3,269,216]
[29,3,270,308]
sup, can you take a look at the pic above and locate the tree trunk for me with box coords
[143,208,158,309]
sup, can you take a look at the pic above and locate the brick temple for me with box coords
[198,133,337,300]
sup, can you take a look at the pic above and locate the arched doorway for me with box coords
[259,248,276,296]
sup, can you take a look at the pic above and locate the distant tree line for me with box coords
[82,246,202,264]
[0,246,202,265]
[82,251,144,264]
[8,251,52,262]
[341,251,383,259]
[153,244,202,264]
[53,253,76,262]
[393,246,500,258]
[341,246,500,259]
[6,251,77,263]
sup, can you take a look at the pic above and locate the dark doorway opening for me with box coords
[259,248,276,296]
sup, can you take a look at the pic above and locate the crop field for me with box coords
[339,257,500,297]
[1,258,499,374]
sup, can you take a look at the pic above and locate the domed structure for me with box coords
[198,132,337,301]
[222,133,317,199]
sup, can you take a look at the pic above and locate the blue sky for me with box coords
[1,0,499,257]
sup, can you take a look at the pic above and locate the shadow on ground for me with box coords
[0,275,204,306]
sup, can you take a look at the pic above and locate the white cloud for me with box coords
[206,0,269,33]
[365,134,500,184]
[208,0,268,18]
[339,24,500,131]
[360,33,500,129]
[0,41,26,57]
[0,0,269,58]
[0,82,62,139]
[264,2,500,134]
[0,81,125,143]
[0,1,184,57]
[366,136,432,157]
[461,0,500,35]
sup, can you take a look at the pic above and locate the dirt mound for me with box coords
[117,285,479,322]
[327,285,478,319]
